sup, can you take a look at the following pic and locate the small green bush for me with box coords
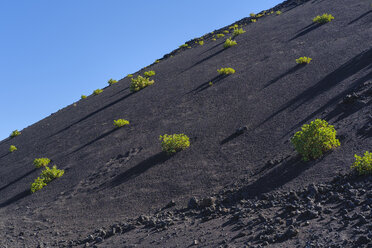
[9,145,17,152]
[251,19,257,23]
[291,119,340,161]
[229,24,239,29]
[209,82,213,86]
[217,67,236,75]
[198,40,204,46]
[81,95,87,99]
[40,165,64,183]
[144,71,156,78]
[212,38,217,41]
[216,34,225,38]
[296,57,312,64]
[159,134,190,155]
[31,177,47,193]
[113,119,130,127]
[127,74,133,78]
[250,13,256,17]
[223,30,229,34]
[130,75,154,92]
[179,44,188,48]
[276,11,282,15]
[313,13,334,24]
[10,130,21,138]
[34,158,51,168]
[108,79,118,85]
[351,151,371,175]
[93,89,103,95]
[224,38,237,48]
[155,59,160,63]
[232,28,245,37]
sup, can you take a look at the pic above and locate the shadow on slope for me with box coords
[289,23,321,41]
[348,10,372,25]
[187,75,228,94]
[0,189,30,208]
[0,168,37,192]
[264,64,304,88]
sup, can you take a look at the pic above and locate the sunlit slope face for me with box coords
[0,0,370,246]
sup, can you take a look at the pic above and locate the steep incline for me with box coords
[0,0,371,246]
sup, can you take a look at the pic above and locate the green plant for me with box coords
[155,59,160,63]
[276,10,282,15]
[209,82,213,86]
[130,75,154,92]
[291,119,340,161]
[313,13,334,24]
[232,28,246,37]
[113,119,130,127]
[212,38,216,41]
[251,19,257,23]
[144,70,156,77]
[159,134,190,155]
[34,158,51,168]
[10,130,21,138]
[81,95,87,99]
[127,74,133,78]
[250,13,256,17]
[9,145,17,152]
[216,34,225,38]
[93,89,103,95]
[31,177,47,193]
[223,30,229,34]
[217,67,236,75]
[351,151,371,175]
[179,44,188,48]
[256,14,263,18]
[40,165,64,183]
[108,78,118,85]
[198,40,204,45]
[229,24,239,29]
[224,38,237,48]
[296,57,312,64]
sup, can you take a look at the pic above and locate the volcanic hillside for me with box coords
[0,0,371,247]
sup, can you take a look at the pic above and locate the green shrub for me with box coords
[179,44,188,48]
[216,34,225,38]
[250,13,256,17]
[251,19,257,23]
[34,158,51,168]
[81,95,87,99]
[313,13,334,24]
[198,40,204,46]
[127,74,133,78]
[224,38,237,48]
[9,145,17,152]
[291,119,340,161]
[296,57,312,64]
[276,10,282,15]
[212,38,216,41]
[159,134,190,155]
[93,89,103,95]
[130,75,154,92]
[209,82,213,86]
[113,119,130,127]
[223,30,229,34]
[229,24,239,29]
[108,78,118,85]
[155,59,160,63]
[217,67,236,75]
[40,165,64,183]
[256,14,263,18]
[31,177,47,193]
[10,130,21,138]
[144,70,156,78]
[232,28,245,37]
[351,151,371,175]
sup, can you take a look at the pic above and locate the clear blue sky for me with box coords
[0,0,282,141]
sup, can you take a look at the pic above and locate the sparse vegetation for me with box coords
[31,165,64,193]
[113,119,130,128]
[209,82,213,86]
[130,75,154,92]
[296,57,312,64]
[291,119,340,161]
[251,19,257,23]
[93,89,103,95]
[351,151,371,175]
[127,74,133,78]
[198,40,204,46]
[144,70,156,78]
[223,30,229,34]
[212,38,216,41]
[232,28,246,37]
[155,59,160,63]
[250,13,256,17]
[179,44,188,48]
[9,145,17,152]
[34,158,51,168]
[216,34,225,38]
[10,130,21,138]
[108,79,118,85]
[31,177,47,193]
[276,10,282,15]
[229,24,238,29]
[224,38,237,48]
[81,95,87,99]
[217,67,236,75]
[313,13,334,24]
[159,134,190,155]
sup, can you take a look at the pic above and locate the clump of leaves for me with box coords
[351,151,371,175]
[10,130,21,138]
[159,134,190,155]
[229,24,239,29]
[31,177,47,193]
[81,95,87,99]
[9,145,17,152]
[256,14,264,18]
[144,70,155,78]
[224,38,237,48]
[179,44,188,48]
[34,158,51,168]
[155,59,160,63]
[296,57,312,64]
[113,119,130,128]
[232,28,245,37]
[217,67,236,75]
[212,38,217,41]
[276,10,282,15]
[108,78,118,85]
[93,89,103,95]
[216,34,225,38]
[251,19,257,23]
[198,40,204,46]
[223,30,229,34]
[313,13,334,24]
[209,82,213,86]
[127,74,133,78]
[40,165,65,183]
[250,13,256,17]
[130,75,154,92]
[291,119,340,161]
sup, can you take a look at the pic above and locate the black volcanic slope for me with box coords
[0,0,371,247]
